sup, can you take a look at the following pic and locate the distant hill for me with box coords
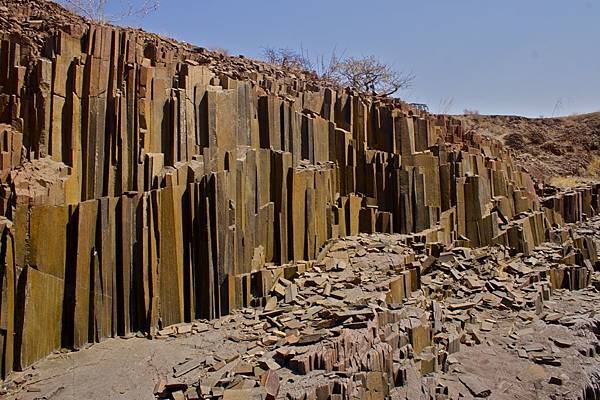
[457,112,600,186]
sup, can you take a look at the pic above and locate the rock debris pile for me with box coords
[152,218,600,400]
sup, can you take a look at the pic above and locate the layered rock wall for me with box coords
[0,6,598,379]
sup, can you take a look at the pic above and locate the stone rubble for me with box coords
[148,216,600,400]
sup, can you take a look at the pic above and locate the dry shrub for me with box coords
[548,176,590,188]
[541,142,563,156]
[58,0,159,23]
[529,131,546,145]
[333,56,414,96]
[261,47,311,70]
[588,156,600,176]
[260,47,414,97]
[505,133,524,149]
[210,47,229,57]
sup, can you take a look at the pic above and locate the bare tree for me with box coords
[332,55,414,97]
[261,47,312,71]
[58,0,159,23]
[261,47,414,97]
[314,46,345,83]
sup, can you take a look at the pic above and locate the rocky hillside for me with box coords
[458,112,600,185]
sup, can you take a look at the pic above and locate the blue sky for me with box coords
[113,0,599,117]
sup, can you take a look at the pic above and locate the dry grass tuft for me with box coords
[548,176,596,188]
[587,156,600,177]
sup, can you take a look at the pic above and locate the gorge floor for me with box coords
[3,217,600,400]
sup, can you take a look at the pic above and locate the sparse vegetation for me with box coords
[588,156,600,176]
[261,47,312,70]
[260,46,414,97]
[332,55,414,96]
[504,132,525,149]
[548,176,595,188]
[541,142,563,156]
[460,112,600,182]
[210,47,230,57]
[57,0,159,23]
[312,47,345,83]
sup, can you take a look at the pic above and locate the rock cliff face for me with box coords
[0,0,598,380]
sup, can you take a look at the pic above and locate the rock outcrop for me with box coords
[0,0,598,384]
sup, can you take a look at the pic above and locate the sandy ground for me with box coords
[3,328,233,400]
